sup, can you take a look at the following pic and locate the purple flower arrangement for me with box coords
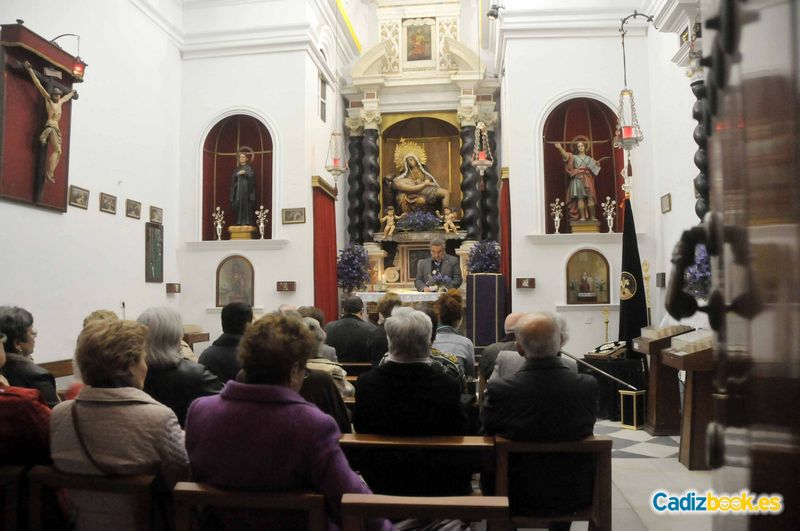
[684,243,711,299]
[337,244,370,293]
[429,272,452,288]
[396,210,440,232]
[467,239,501,273]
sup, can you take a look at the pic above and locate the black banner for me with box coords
[618,199,648,347]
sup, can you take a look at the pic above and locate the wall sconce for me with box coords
[487,3,505,20]
[50,33,87,80]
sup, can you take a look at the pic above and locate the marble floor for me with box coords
[520,420,714,531]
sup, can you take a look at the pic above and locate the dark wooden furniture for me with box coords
[339,362,372,377]
[182,332,210,351]
[37,359,73,378]
[341,493,510,531]
[578,358,646,420]
[494,435,612,531]
[27,465,156,531]
[662,347,713,470]
[173,482,326,531]
[1,466,25,531]
[632,327,693,435]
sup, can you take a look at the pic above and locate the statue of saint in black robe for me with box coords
[230,152,255,226]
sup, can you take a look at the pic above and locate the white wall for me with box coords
[1,0,183,362]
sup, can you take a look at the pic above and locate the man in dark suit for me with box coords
[415,238,463,291]
[199,302,253,383]
[482,313,598,531]
[354,307,468,495]
[324,296,376,362]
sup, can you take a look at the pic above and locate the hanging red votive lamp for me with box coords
[325,131,347,177]
[72,56,87,80]
[613,88,643,151]
[471,122,493,176]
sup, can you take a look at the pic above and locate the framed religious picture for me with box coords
[216,255,255,307]
[566,249,610,304]
[401,18,436,70]
[68,185,89,209]
[281,207,306,224]
[99,193,117,214]
[145,222,164,283]
[150,205,163,224]
[126,199,141,219]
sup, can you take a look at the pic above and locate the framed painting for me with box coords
[216,255,255,307]
[145,222,164,283]
[401,18,436,70]
[68,185,89,209]
[661,193,672,213]
[99,193,117,214]
[281,207,306,224]
[126,199,141,219]
[566,249,610,304]
[150,205,163,224]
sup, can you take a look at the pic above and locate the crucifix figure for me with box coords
[24,61,77,182]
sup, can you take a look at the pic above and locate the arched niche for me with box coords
[380,115,461,215]
[565,248,610,305]
[543,98,624,233]
[202,115,273,240]
[215,255,254,307]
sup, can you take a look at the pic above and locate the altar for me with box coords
[355,290,440,304]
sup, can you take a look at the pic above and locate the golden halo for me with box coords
[570,135,592,155]
[393,138,428,171]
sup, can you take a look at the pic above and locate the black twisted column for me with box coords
[361,127,381,242]
[691,80,710,220]
[346,133,364,244]
[459,125,481,240]
[481,129,500,241]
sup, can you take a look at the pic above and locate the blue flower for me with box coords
[337,244,370,292]
[429,273,452,287]
[467,239,501,273]
[396,211,440,232]
[684,244,711,298]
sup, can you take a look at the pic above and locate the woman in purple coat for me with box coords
[185,313,392,531]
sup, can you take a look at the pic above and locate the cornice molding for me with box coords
[180,23,311,59]
[311,175,338,200]
[128,0,185,46]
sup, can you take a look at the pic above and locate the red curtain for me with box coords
[500,174,512,313]
[313,186,338,324]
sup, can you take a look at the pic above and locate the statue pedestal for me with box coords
[570,220,600,233]
[228,225,256,240]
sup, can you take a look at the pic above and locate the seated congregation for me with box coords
[0,294,605,531]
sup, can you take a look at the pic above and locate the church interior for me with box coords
[1,0,798,530]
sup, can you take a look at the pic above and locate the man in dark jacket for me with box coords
[325,296,375,362]
[354,307,468,496]
[199,302,253,383]
[481,313,598,531]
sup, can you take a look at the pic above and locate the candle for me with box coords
[478,151,486,161]
[622,126,634,139]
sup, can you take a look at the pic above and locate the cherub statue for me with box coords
[435,207,458,234]
[380,206,403,238]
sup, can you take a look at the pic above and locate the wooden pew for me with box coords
[339,434,494,496]
[173,482,326,531]
[27,465,157,531]
[0,466,25,531]
[341,493,510,531]
[494,435,612,531]
[339,362,373,377]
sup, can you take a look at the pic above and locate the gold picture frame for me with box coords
[216,255,255,307]
[150,206,163,224]
[99,193,117,215]
[68,185,89,210]
[126,199,141,219]
[661,193,672,214]
[281,207,306,224]
[566,249,610,305]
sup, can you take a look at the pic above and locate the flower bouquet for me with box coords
[684,243,711,299]
[467,239,501,273]
[429,272,452,292]
[396,210,440,232]
[337,244,370,293]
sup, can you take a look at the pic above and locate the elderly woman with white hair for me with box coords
[353,306,468,495]
[137,307,222,426]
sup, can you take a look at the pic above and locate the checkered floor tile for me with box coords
[595,419,680,459]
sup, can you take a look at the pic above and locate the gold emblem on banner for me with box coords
[620,272,637,300]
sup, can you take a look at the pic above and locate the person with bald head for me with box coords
[481,313,597,531]
[478,312,523,381]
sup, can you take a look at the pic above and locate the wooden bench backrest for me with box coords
[341,493,509,531]
[494,435,612,530]
[172,481,326,531]
[27,465,156,531]
[36,360,73,378]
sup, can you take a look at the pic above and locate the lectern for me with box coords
[632,325,693,436]
[662,346,713,470]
